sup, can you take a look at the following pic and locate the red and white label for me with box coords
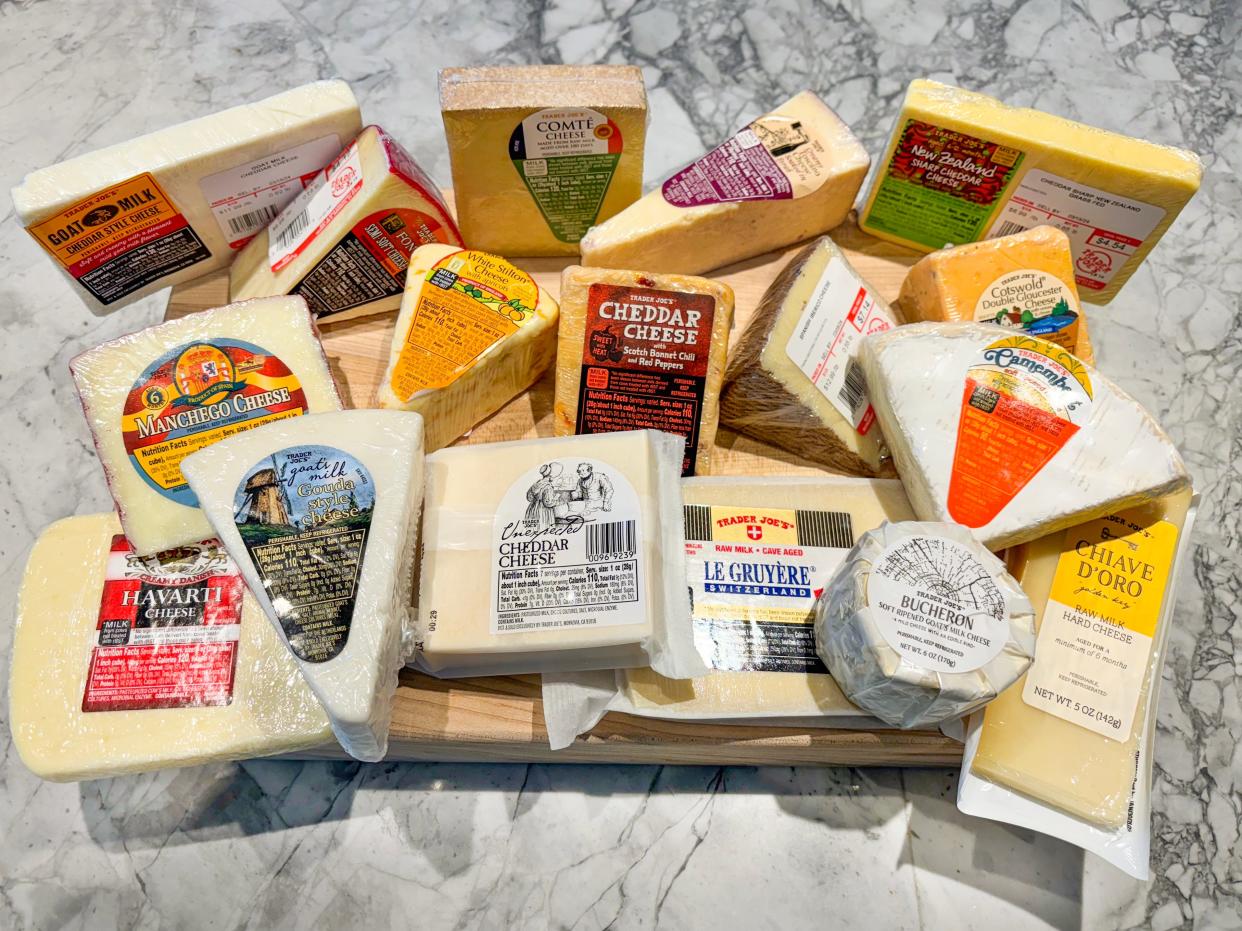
[267,141,365,272]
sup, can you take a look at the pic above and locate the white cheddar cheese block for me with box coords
[814,521,1036,729]
[181,410,426,762]
[415,430,705,679]
[230,126,463,322]
[12,81,361,314]
[375,245,560,451]
[719,236,898,476]
[579,91,869,275]
[69,296,342,556]
[859,322,1190,550]
[10,513,332,782]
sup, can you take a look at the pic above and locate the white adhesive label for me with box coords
[268,142,365,272]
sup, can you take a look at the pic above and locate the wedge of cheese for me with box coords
[554,266,734,476]
[181,410,426,762]
[13,81,361,314]
[375,245,559,451]
[10,513,332,781]
[859,322,1190,550]
[69,296,342,556]
[719,236,897,475]
[579,91,869,275]
[230,126,463,322]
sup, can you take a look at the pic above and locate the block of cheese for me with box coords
[858,79,1203,303]
[814,521,1036,728]
[859,322,1190,550]
[180,410,425,762]
[579,91,869,275]
[69,296,342,556]
[719,236,898,475]
[554,266,734,476]
[897,225,1095,364]
[440,65,647,255]
[10,513,332,782]
[12,81,361,314]
[230,126,463,322]
[415,430,705,679]
[375,245,560,451]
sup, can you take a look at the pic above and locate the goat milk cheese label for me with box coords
[490,457,644,634]
[123,340,309,507]
[268,142,365,272]
[971,268,1080,352]
[83,535,244,711]
[233,446,374,663]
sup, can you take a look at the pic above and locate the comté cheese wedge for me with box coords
[440,65,647,255]
[10,513,332,782]
[579,91,869,275]
[859,322,1190,550]
[230,126,463,322]
[12,81,361,315]
[69,296,342,556]
[182,410,425,763]
[375,245,559,451]
[859,79,1202,304]
[719,236,898,475]
[554,266,734,476]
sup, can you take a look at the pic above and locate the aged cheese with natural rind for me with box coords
[12,81,361,315]
[579,91,869,275]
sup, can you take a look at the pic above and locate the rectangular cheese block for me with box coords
[579,90,869,275]
[554,266,734,476]
[719,236,898,475]
[440,65,647,255]
[69,296,342,556]
[12,81,361,314]
[181,410,425,762]
[859,79,1203,304]
[10,513,332,782]
[375,245,560,451]
[229,126,463,322]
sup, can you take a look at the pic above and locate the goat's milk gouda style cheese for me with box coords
[12,81,361,314]
[859,322,1190,550]
[10,513,332,781]
[555,266,734,476]
[440,65,647,256]
[719,236,898,475]
[376,245,560,451]
[579,91,869,275]
[69,297,342,556]
[859,79,1202,303]
[230,126,463,322]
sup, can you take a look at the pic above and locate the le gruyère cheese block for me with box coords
[440,65,647,255]
[69,296,342,556]
[859,322,1190,550]
[579,91,869,275]
[719,236,898,476]
[181,410,425,762]
[10,513,332,782]
[858,79,1202,304]
[554,266,734,476]
[229,126,463,322]
[375,245,560,451]
[12,81,361,314]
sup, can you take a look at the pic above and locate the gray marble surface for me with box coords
[1,0,1238,928]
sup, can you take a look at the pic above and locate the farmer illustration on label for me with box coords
[572,462,614,516]
[524,462,567,531]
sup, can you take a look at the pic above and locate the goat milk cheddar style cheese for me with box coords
[12,81,361,314]
[555,266,734,476]
[579,91,869,275]
[376,245,560,451]
[229,126,463,322]
[859,323,1189,550]
[439,65,647,255]
[10,513,331,782]
[720,236,897,475]
[859,79,1202,303]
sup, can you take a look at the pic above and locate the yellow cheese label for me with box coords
[972,268,1080,351]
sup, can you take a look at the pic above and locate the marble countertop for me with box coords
[1,0,1238,928]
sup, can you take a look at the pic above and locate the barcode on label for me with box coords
[993,221,1030,237]
[586,520,636,559]
[271,210,309,253]
[838,360,867,417]
[227,205,280,237]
